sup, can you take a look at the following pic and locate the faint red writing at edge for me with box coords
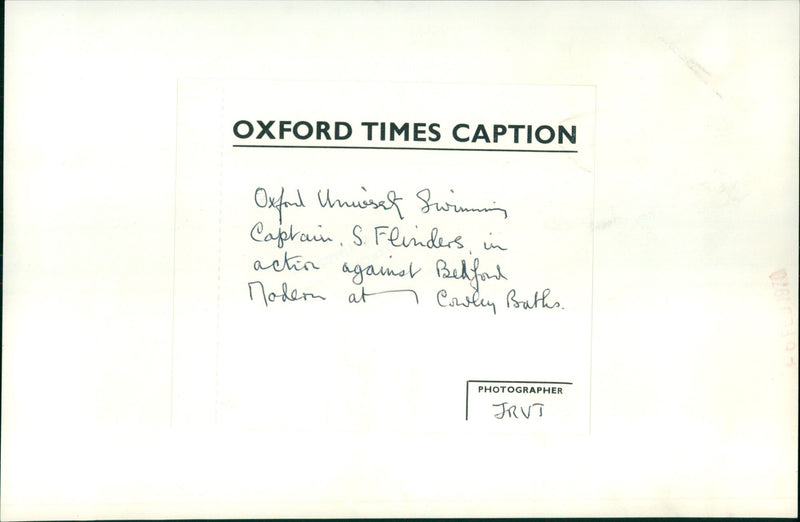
[769,269,797,367]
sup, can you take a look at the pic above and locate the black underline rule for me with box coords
[232,144,578,153]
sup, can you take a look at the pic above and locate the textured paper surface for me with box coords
[3,1,798,518]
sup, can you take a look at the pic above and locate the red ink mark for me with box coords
[769,269,797,368]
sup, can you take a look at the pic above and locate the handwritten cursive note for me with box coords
[246,184,560,315]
